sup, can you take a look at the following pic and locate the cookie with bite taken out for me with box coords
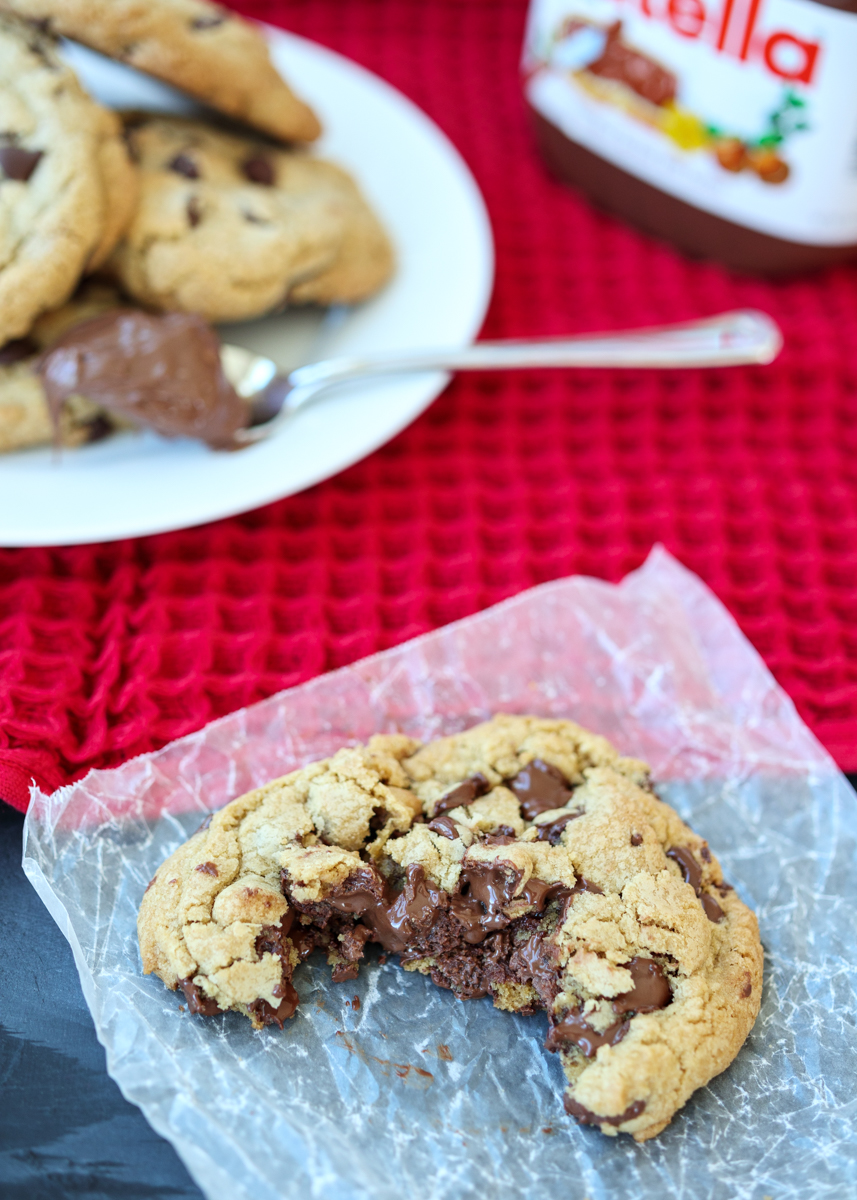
[138,714,762,1142]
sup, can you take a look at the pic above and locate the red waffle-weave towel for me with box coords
[1,0,855,811]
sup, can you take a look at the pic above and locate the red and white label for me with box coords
[524,0,857,244]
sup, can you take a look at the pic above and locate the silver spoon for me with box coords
[223,309,782,446]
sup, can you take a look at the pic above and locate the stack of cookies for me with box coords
[0,0,394,454]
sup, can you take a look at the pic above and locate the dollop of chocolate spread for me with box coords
[508,759,574,820]
[667,846,724,923]
[37,310,249,449]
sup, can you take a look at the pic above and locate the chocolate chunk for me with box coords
[666,846,703,896]
[564,1095,646,1127]
[195,861,218,876]
[508,759,573,820]
[427,814,459,840]
[518,878,573,912]
[187,196,202,227]
[248,983,299,1028]
[332,962,359,983]
[630,832,643,846]
[480,826,517,845]
[701,893,724,923]
[369,806,389,835]
[546,1010,630,1056]
[0,145,42,182]
[571,877,603,896]
[610,957,671,1015]
[0,336,37,364]
[432,773,490,817]
[254,911,295,960]
[169,152,199,178]
[535,811,581,846]
[243,155,274,186]
[84,415,114,444]
[179,977,222,1016]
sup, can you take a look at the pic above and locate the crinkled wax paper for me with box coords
[22,547,857,1200]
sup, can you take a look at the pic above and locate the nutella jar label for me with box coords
[524,0,857,245]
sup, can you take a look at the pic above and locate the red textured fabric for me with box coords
[2,0,856,812]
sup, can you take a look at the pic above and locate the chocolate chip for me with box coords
[0,145,43,182]
[610,957,671,1015]
[564,1096,645,1127]
[179,977,222,1016]
[195,861,218,876]
[700,844,712,862]
[427,814,459,840]
[191,14,226,28]
[546,1011,630,1056]
[170,152,199,179]
[508,759,574,821]
[741,972,753,998]
[84,415,114,444]
[0,336,37,364]
[630,832,643,846]
[187,196,202,227]
[369,806,389,835]
[535,811,581,846]
[666,846,702,896]
[243,155,275,185]
[432,773,490,817]
[248,985,299,1027]
[701,892,724,923]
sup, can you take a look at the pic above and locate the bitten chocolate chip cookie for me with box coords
[0,0,320,143]
[107,115,393,322]
[138,715,763,1141]
[0,15,137,343]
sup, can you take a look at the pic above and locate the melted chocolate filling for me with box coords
[508,760,574,820]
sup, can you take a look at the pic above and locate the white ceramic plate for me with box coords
[0,30,493,546]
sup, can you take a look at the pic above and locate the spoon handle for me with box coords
[286,309,781,406]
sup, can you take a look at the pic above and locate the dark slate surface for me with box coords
[0,802,202,1199]
[3,776,857,1198]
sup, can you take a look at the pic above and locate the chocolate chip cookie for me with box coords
[107,115,393,323]
[0,0,321,143]
[138,715,763,1142]
[0,14,137,344]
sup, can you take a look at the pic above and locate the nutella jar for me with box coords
[523,0,857,272]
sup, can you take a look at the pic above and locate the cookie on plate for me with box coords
[0,0,321,143]
[138,714,763,1142]
[107,114,393,322]
[0,15,137,343]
